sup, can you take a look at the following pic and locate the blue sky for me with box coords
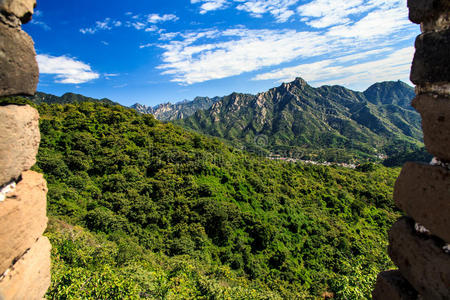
[24,0,420,106]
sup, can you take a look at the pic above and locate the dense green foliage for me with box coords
[28,91,119,106]
[35,102,402,299]
[177,79,423,163]
[382,147,432,167]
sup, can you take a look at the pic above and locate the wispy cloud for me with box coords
[37,54,100,84]
[80,18,122,34]
[30,10,51,30]
[113,83,128,88]
[191,0,229,14]
[253,47,414,90]
[81,13,178,34]
[191,0,299,21]
[148,14,178,23]
[161,0,415,85]
[298,0,406,29]
[104,73,120,80]
[157,28,332,84]
[236,0,299,22]
[191,0,407,25]
[327,4,409,39]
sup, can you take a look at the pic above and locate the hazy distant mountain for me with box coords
[29,92,119,105]
[131,96,221,121]
[176,78,422,162]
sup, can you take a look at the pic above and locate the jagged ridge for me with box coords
[131,96,221,121]
[176,78,422,162]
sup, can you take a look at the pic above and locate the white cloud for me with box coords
[253,47,414,90]
[80,18,122,34]
[37,54,100,84]
[327,4,410,39]
[163,0,416,85]
[104,73,120,80]
[145,25,159,32]
[235,0,299,22]
[298,0,406,29]
[191,0,229,14]
[82,13,178,34]
[140,43,155,49]
[191,0,298,21]
[157,28,333,84]
[148,14,179,23]
[30,10,51,30]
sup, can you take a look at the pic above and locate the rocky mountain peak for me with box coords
[293,77,308,87]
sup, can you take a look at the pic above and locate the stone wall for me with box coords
[0,0,51,299]
[372,1,450,299]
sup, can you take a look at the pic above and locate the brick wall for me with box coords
[0,0,51,299]
[372,1,450,299]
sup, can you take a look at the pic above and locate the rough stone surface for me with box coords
[408,0,450,24]
[0,0,36,24]
[0,105,40,185]
[0,237,51,300]
[395,162,450,242]
[416,82,450,96]
[421,11,450,32]
[411,29,450,85]
[388,218,450,300]
[412,94,450,162]
[0,24,39,96]
[372,270,418,300]
[0,171,48,275]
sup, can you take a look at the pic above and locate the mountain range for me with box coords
[28,78,422,163]
[175,78,422,162]
[130,96,221,121]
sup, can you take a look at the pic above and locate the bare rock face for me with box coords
[388,218,450,300]
[411,29,450,85]
[0,237,51,300]
[0,105,40,185]
[395,162,450,242]
[407,0,450,25]
[412,94,450,162]
[0,24,39,97]
[0,0,36,24]
[372,270,419,300]
[0,171,48,275]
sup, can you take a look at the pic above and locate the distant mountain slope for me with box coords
[363,80,416,108]
[131,96,221,121]
[28,92,119,105]
[176,78,422,162]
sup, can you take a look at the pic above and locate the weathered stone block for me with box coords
[0,0,36,24]
[412,94,450,162]
[0,105,40,185]
[388,218,450,300]
[408,0,450,24]
[395,162,450,242]
[0,171,48,275]
[372,270,418,300]
[0,24,39,97]
[0,237,51,300]
[411,29,450,85]
[416,82,450,96]
[421,11,450,32]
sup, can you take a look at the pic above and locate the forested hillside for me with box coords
[177,78,422,163]
[31,101,403,299]
[28,91,119,105]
